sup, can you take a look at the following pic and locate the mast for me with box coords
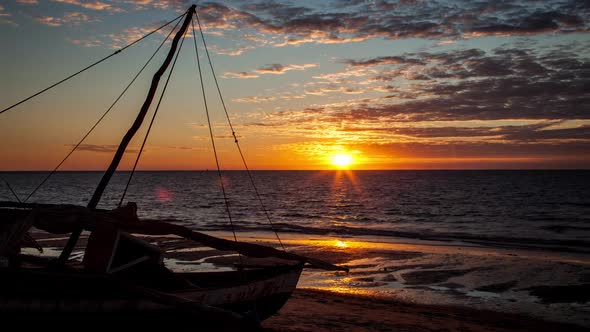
[58,5,196,263]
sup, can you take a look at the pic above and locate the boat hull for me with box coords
[0,263,303,322]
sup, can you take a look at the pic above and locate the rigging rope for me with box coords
[1,176,21,203]
[194,12,286,251]
[119,19,189,207]
[23,15,185,203]
[0,11,187,116]
[190,17,242,253]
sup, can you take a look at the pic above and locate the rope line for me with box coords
[1,176,21,203]
[191,17,242,252]
[24,15,185,203]
[194,11,285,251]
[119,20,189,207]
[0,11,187,116]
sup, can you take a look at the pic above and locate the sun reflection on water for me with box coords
[315,286,374,296]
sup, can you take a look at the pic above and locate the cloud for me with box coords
[466,11,587,38]
[207,44,258,56]
[245,44,590,156]
[65,144,138,153]
[336,46,589,114]
[233,96,276,103]
[305,85,363,96]
[143,0,191,11]
[313,68,376,83]
[0,5,16,25]
[35,12,97,27]
[347,73,588,122]
[242,111,590,165]
[39,0,588,56]
[16,0,39,4]
[126,0,156,8]
[51,0,123,12]
[336,121,573,141]
[64,144,199,154]
[223,71,259,79]
[71,19,176,49]
[345,56,425,67]
[254,63,318,75]
[503,125,590,141]
[361,141,590,165]
[56,1,588,55]
[0,5,10,16]
[279,94,306,100]
[191,1,588,49]
[67,37,103,47]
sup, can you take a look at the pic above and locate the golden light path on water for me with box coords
[208,233,590,264]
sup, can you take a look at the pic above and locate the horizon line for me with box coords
[1,168,589,172]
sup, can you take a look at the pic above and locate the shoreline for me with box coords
[30,231,590,329]
[263,288,589,332]
[157,232,590,329]
[146,223,590,255]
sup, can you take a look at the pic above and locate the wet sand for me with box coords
[31,231,590,331]
[263,289,588,332]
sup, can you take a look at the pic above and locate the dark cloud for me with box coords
[240,1,311,21]
[430,49,485,65]
[341,45,589,123]
[254,63,317,74]
[345,56,425,67]
[194,1,589,164]
[336,121,590,143]
[195,1,588,47]
[224,71,259,78]
[65,144,138,153]
[362,73,589,121]
[359,141,590,162]
[503,125,590,141]
[259,45,589,151]
[472,12,559,36]
[256,63,285,73]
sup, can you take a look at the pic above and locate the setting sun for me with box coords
[332,153,353,168]
[334,240,348,248]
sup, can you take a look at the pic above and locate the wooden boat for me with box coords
[0,202,338,319]
[0,258,304,326]
[0,5,346,327]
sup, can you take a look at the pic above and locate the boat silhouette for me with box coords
[0,4,346,328]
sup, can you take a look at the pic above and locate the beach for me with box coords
[9,171,590,330]
[1,0,589,325]
[259,235,590,331]
[264,289,588,332]
[31,231,590,331]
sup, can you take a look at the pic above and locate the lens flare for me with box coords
[155,186,173,202]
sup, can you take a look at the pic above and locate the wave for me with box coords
[181,220,590,254]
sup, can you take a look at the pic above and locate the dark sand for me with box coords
[30,232,590,331]
[263,289,589,332]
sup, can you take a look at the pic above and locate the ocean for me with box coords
[3,170,590,326]
[2,170,589,252]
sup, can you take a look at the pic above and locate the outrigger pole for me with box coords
[58,5,197,263]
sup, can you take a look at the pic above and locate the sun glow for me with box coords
[334,240,348,248]
[331,153,353,168]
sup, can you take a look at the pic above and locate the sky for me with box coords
[0,0,589,170]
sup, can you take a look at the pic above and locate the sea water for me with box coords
[3,170,590,326]
[1,170,589,251]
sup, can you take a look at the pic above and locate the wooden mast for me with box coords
[58,5,196,263]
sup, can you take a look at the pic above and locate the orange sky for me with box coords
[1,1,589,170]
